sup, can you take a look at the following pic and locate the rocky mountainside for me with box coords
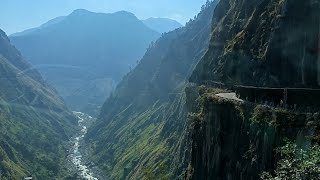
[0,29,77,179]
[190,0,320,88]
[186,0,320,179]
[142,18,183,33]
[10,9,160,115]
[86,1,217,179]
[186,86,320,179]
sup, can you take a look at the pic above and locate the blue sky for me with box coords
[0,0,207,35]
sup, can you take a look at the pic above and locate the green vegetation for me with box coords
[86,2,218,179]
[250,105,275,125]
[261,141,320,179]
[0,29,76,179]
[89,95,186,179]
[143,162,171,180]
[184,0,320,178]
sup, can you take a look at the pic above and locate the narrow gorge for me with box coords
[66,112,100,180]
[1,0,320,179]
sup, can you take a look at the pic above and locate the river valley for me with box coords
[66,112,99,180]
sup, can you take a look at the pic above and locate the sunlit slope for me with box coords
[86,1,217,179]
[0,29,77,179]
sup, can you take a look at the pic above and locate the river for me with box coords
[66,111,99,180]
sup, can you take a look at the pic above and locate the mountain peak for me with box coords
[70,9,92,16]
[9,8,160,115]
[0,29,10,42]
[68,9,138,21]
[142,17,183,33]
[114,10,134,16]
[112,10,138,19]
[70,9,136,18]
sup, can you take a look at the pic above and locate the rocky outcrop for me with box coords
[186,87,320,179]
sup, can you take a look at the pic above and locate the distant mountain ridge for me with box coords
[10,16,66,37]
[142,17,183,33]
[12,13,183,36]
[10,9,160,115]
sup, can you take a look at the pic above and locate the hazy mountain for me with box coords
[142,17,183,33]
[10,9,160,115]
[10,16,66,37]
[0,29,76,179]
[86,1,217,179]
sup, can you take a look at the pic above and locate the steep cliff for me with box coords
[86,1,218,179]
[187,0,320,179]
[0,29,77,179]
[190,0,320,87]
[187,87,320,179]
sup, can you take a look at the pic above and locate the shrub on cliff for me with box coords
[261,141,320,179]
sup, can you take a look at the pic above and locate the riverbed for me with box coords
[66,111,98,180]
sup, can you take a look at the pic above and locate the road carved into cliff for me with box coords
[216,92,244,102]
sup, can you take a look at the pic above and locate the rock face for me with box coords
[190,0,320,88]
[86,1,218,179]
[0,29,77,179]
[187,88,320,180]
[186,0,320,179]
[10,10,160,115]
